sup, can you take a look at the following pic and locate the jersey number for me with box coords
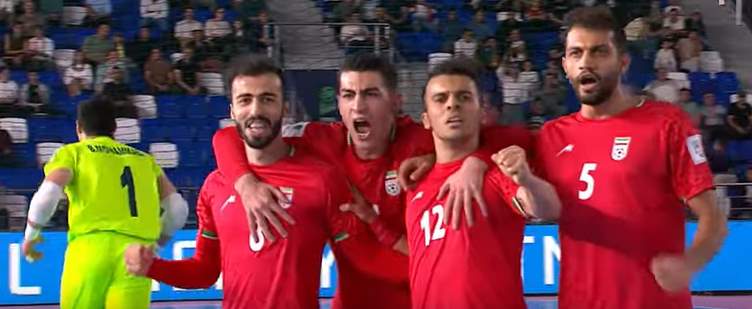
[578,163,597,200]
[420,205,446,247]
[120,166,138,217]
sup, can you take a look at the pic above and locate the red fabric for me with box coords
[405,158,525,308]
[535,101,713,309]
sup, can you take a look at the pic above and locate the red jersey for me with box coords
[535,102,714,309]
[212,117,534,309]
[148,149,368,309]
[405,156,526,309]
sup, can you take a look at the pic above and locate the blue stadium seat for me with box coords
[28,117,65,142]
[9,144,37,168]
[209,96,229,118]
[0,168,43,189]
[158,100,184,118]
[186,98,209,119]
[178,143,210,167]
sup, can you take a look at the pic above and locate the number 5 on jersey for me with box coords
[579,163,597,200]
[420,205,447,247]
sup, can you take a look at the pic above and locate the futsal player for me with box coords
[535,7,727,308]
[125,54,404,308]
[21,97,189,309]
[406,58,560,308]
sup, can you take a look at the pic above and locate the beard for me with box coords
[234,116,283,149]
[574,70,619,106]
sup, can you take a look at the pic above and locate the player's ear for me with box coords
[421,112,431,130]
[619,52,631,76]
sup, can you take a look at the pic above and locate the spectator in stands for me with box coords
[15,1,45,37]
[101,66,137,118]
[501,64,528,124]
[727,91,752,140]
[249,10,273,51]
[504,29,526,58]
[38,0,63,26]
[174,47,206,96]
[205,7,232,42]
[175,8,204,47]
[475,37,498,68]
[678,88,701,126]
[644,67,680,103]
[85,0,112,21]
[227,20,253,55]
[535,72,567,117]
[518,60,540,92]
[440,9,463,51]
[366,5,394,50]
[543,59,563,81]
[685,11,706,37]
[82,23,114,65]
[495,11,521,45]
[526,97,548,132]
[140,0,169,33]
[664,0,683,15]
[340,13,371,52]
[233,0,266,24]
[127,26,158,65]
[525,0,546,21]
[663,7,685,36]
[468,10,492,40]
[411,0,437,32]
[0,67,19,109]
[189,29,223,72]
[700,92,727,147]
[18,70,50,114]
[0,0,15,25]
[95,50,128,92]
[22,26,54,70]
[654,39,677,72]
[3,23,26,68]
[454,29,477,58]
[676,30,703,72]
[333,0,360,23]
[144,48,174,94]
[0,128,11,166]
[64,51,94,97]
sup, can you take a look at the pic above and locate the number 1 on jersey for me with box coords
[120,166,138,217]
[578,163,597,200]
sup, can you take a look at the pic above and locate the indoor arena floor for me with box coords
[9,295,752,309]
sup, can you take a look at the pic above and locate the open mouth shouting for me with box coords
[352,118,372,140]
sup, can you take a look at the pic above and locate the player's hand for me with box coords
[339,186,377,224]
[125,244,156,277]
[236,174,295,244]
[398,154,436,190]
[492,146,532,186]
[651,254,698,293]
[438,156,488,230]
[22,236,43,263]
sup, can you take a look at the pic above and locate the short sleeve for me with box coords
[667,111,715,201]
[196,177,218,238]
[488,169,525,217]
[284,122,346,164]
[44,145,75,176]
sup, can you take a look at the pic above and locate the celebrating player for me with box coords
[406,58,560,308]
[535,7,728,308]
[21,97,189,309]
[125,54,404,308]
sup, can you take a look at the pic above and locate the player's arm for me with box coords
[651,112,727,292]
[212,126,294,243]
[126,185,221,289]
[22,168,72,262]
[339,186,407,255]
[156,174,189,245]
[492,146,561,220]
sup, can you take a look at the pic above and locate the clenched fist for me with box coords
[492,146,532,186]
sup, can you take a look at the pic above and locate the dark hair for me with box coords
[224,53,284,99]
[563,6,627,55]
[77,96,117,137]
[423,58,483,102]
[339,53,398,92]
[680,87,690,92]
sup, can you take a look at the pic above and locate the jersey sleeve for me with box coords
[479,125,535,160]
[43,145,75,175]
[212,126,251,186]
[666,111,715,201]
[147,179,221,288]
[150,155,164,178]
[322,167,409,284]
[488,169,526,217]
[284,121,345,164]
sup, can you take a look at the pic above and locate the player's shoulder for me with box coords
[638,100,694,125]
[290,150,344,179]
[282,120,345,138]
[538,111,579,134]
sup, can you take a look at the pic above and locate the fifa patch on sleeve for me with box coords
[282,122,310,138]
[686,134,707,165]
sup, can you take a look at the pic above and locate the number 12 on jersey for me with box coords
[420,205,447,247]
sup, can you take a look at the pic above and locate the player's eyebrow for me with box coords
[340,87,380,94]
[235,92,278,100]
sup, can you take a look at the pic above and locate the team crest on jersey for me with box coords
[611,137,631,161]
[384,170,401,197]
[280,187,293,209]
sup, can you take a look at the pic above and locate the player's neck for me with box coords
[244,137,290,166]
[579,89,640,120]
[434,134,479,164]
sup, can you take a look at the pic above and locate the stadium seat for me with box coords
[36,142,64,166]
[62,6,87,26]
[186,98,210,119]
[428,53,452,71]
[149,142,179,168]
[0,118,29,143]
[178,143,210,167]
[114,118,141,144]
[208,96,229,118]
[28,117,65,142]
[197,73,226,96]
[157,100,184,118]
[130,95,158,119]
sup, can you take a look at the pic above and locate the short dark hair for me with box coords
[339,53,398,92]
[424,58,483,102]
[77,96,117,137]
[224,53,284,99]
[563,6,627,55]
